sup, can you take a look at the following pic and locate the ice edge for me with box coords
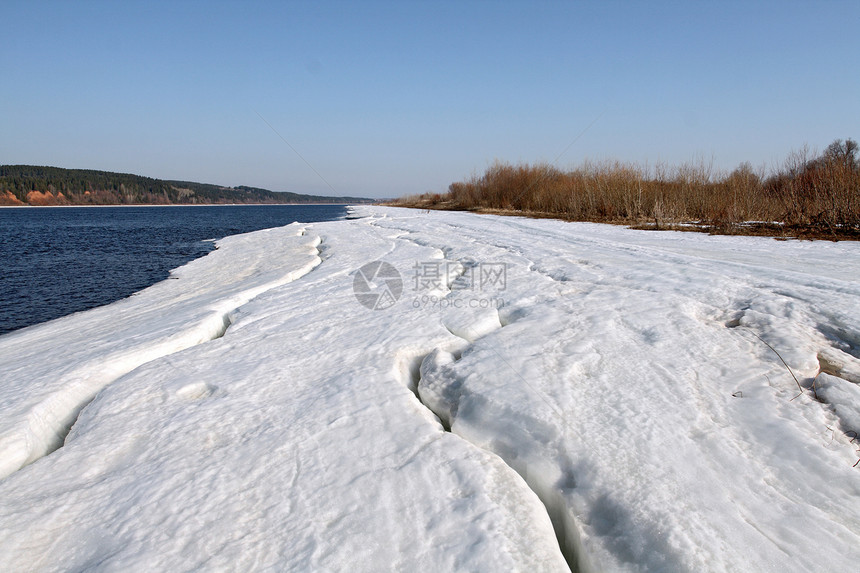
[0,232,323,480]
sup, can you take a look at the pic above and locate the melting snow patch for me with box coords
[2,206,860,571]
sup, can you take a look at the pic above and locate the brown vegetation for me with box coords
[395,139,860,239]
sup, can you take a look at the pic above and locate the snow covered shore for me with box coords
[1,206,859,571]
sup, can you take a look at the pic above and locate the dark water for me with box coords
[0,205,349,335]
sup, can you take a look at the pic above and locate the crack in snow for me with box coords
[380,224,585,568]
[403,308,582,572]
[376,224,592,569]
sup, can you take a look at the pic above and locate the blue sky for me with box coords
[2,1,858,198]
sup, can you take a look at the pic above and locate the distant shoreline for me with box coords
[0,202,365,208]
[0,165,376,207]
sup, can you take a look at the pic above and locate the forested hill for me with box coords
[0,165,373,205]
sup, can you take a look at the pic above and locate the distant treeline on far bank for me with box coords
[0,165,373,206]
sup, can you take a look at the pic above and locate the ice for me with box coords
[1,206,859,571]
[816,373,860,432]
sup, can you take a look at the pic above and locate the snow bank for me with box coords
[1,206,859,571]
[0,213,565,572]
[0,224,322,479]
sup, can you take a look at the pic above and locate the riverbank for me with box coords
[1,206,858,571]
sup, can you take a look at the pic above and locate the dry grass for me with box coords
[393,139,860,239]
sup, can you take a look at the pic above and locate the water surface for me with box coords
[0,205,348,335]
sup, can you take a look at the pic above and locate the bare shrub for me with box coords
[393,139,858,238]
[766,140,860,232]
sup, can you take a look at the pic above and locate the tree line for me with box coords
[0,165,372,205]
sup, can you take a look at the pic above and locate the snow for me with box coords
[1,206,860,571]
[0,225,323,479]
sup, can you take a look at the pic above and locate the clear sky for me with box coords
[2,1,858,198]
